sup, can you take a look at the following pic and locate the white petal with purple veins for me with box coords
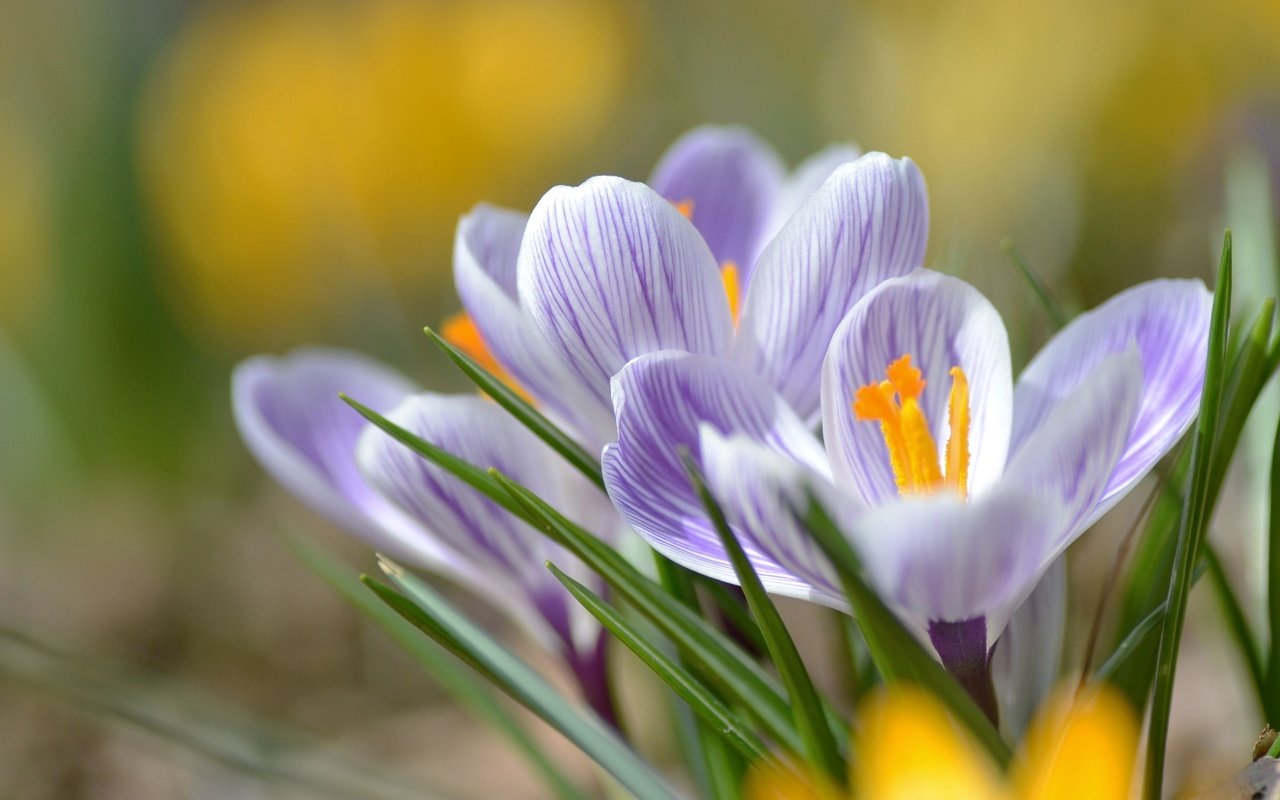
[735,153,929,421]
[648,126,784,276]
[849,486,1062,643]
[601,351,830,599]
[991,557,1066,739]
[453,204,615,447]
[518,177,733,413]
[765,143,863,242]
[1011,279,1212,504]
[231,348,455,569]
[821,269,1013,507]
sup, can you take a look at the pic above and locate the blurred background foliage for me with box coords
[1,0,1279,796]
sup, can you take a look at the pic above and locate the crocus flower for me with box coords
[446,126,916,449]
[232,348,615,720]
[744,683,1139,800]
[601,269,1211,716]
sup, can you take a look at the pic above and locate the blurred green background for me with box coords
[2,0,1279,796]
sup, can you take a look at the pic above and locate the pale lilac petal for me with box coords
[231,348,454,568]
[765,143,863,242]
[735,153,929,420]
[1012,279,1213,504]
[850,486,1061,644]
[517,177,733,412]
[648,126,785,276]
[600,351,829,599]
[356,393,595,652]
[699,428,850,608]
[991,557,1066,739]
[453,204,615,447]
[821,270,1013,507]
[1004,350,1143,549]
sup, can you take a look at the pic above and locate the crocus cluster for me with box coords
[232,125,1211,730]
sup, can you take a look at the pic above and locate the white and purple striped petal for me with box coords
[764,142,863,242]
[648,126,784,277]
[601,351,834,601]
[735,153,929,421]
[1011,279,1212,505]
[821,269,1013,507]
[356,393,599,655]
[231,348,456,570]
[453,204,615,447]
[518,177,734,417]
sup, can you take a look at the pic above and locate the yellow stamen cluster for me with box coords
[853,355,969,498]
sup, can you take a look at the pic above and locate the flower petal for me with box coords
[821,269,1013,507]
[850,486,1061,644]
[356,392,595,652]
[231,348,453,567]
[517,177,733,413]
[1004,350,1143,548]
[1011,279,1213,505]
[736,153,929,420]
[765,142,862,241]
[991,557,1066,740]
[648,125,784,277]
[600,351,837,603]
[453,203,615,447]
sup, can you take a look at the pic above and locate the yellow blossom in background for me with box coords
[138,0,632,347]
[746,684,1139,800]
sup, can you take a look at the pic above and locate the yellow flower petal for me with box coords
[854,687,1008,800]
[1013,686,1138,800]
[744,759,841,800]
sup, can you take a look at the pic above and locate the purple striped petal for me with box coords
[699,428,851,608]
[991,557,1065,739]
[453,204,615,448]
[1011,279,1212,505]
[765,143,863,242]
[600,351,832,600]
[821,270,1013,508]
[850,486,1061,644]
[734,153,929,421]
[356,393,598,653]
[517,177,734,414]
[232,348,456,568]
[648,126,785,278]
[1004,350,1142,549]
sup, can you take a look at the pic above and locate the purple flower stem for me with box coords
[929,616,999,726]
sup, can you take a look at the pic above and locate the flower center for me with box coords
[441,311,533,403]
[853,355,970,498]
[672,197,740,327]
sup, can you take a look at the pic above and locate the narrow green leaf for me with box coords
[1000,237,1069,330]
[696,577,769,656]
[1266,404,1280,725]
[424,327,604,489]
[1203,543,1265,709]
[803,498,1012,767]
[1092,559,1208,684]
[488,469,811,754]
[547,561,772,762]
[682,453,845,780]
[369,559,681,800]
[1144,231,1233,800]
[289,535,586,800]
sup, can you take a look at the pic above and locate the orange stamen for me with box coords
[852,355,970,498]
[440,311,533,403]
[673,198,694,220]
[721,261,741,327]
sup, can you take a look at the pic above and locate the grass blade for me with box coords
[682,453,845,780]
[1266,405,1280,724]
[1143,231,1233,800]
[1092,559,1208,684]
[425,327,604,489]
[371,558,681,800]
[803,498,1012,767]
[290,535,587,800]
[1203,543,1265,708]
[1000,237,1069,329]
[547,561,772,762]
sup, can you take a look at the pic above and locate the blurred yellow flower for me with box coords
[0,121,52,329]
[745,684,1139,800]
[138,0,632,347]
